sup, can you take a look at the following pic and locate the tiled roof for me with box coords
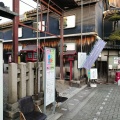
[103,8,120,19]
[0,17,35,29]
[20,45,44,52]
[63,50,77,56]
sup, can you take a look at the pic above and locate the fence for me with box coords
[8,62,44,104]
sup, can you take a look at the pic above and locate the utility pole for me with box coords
[35,0,39,100]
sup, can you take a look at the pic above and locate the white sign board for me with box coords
[66,43,76,51]
[114,57,118,64]
[90,68,98,79]
[0,40,3,120]
[78,52,86,68]
[44,48,55,107]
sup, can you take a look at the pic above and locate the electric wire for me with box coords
[20,0,36,9]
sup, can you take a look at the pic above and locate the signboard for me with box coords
[78,52,86,68]
[114,57,118,64]
[109,56,120,69]
[66,43,76,51]
[44,48,56,107]
[90,68,98,79]
[83,39,106,69]
[0,40,3,120]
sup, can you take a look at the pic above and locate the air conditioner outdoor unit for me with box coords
[33,21,45,32]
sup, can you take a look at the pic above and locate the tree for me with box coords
[108,13,120,41]
[109,29,120,41]
[108,13,120,31]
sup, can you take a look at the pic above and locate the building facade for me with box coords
[0,0,105,80]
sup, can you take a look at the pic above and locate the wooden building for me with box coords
[0,0,105,79]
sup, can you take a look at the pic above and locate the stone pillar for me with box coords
[74,60,79,79]
[8,63,18,104]
[18,63,26,99]
[26,62,34,96]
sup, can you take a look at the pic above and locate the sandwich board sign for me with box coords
[44,47,56,113]
[78,52,86,68]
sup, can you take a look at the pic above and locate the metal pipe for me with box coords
[60,15,64,80]
[19,23,61,38]
[40,0,62,16]
[34,0,39,100]
[13,0,19,63]
[81,0,83,52]
[50,0,65,12]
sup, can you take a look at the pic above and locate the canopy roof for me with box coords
[20,45,44,52]
[63,50,77,56]
[0,6,18,19]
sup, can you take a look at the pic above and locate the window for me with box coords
[18,28,22,37]
[33,52,37,59]
[28,52,32,58]
[59,15,76,29]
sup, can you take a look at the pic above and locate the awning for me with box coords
[63,50,77,56]
[20,45,44,53]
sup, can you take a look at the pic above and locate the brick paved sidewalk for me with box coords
[56,84,120,120]
[72,84,120,120]
[47,84,120,120]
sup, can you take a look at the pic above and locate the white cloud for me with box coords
[0,0,37,23]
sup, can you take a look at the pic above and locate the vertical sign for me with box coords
[78,52,86,68]
[90,68,98,79]
[0,40,3,120]
[44,47,56,111]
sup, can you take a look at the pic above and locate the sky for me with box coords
[0,0,37,24]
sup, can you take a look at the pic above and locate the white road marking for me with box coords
[99,106,103,110]
[104,98,107,101]
[78,96,83,97]
[74,99,79,101]
[96,112,101,115]
[102,102,106,105]
[61,108,67,111]
[93,118,97,120]
[68,103,74,106]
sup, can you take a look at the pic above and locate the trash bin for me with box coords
[115,71,120,82]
